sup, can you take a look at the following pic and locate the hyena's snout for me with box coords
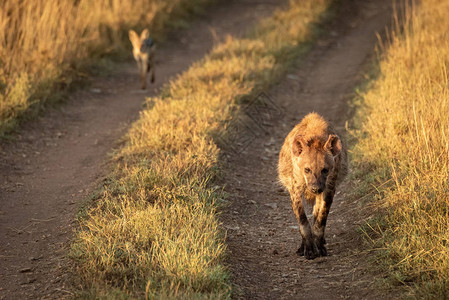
[305,173,326,194]
[309,185,323,194]
[307,181,325,194]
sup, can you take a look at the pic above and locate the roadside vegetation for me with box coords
[0,0,212,137]
[70,0,332,297]
[352,0,449,297]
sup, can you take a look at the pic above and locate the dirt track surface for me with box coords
[222,1,395,299]
[0,1,286,298]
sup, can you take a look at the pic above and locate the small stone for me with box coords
[29,257,40,261]
[264,203,277,209]
[19,267,32,273]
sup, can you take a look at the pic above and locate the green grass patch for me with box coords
[71,0,332,297]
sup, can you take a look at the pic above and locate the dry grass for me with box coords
[352,0,449,297]
[0,0,211,136]
[70,0,331,297]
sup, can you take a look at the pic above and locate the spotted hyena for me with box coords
[278,112,348,259]
[129,29,155,89]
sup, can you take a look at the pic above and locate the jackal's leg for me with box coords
[150,64,155,83]
[135,60,146,89]
[148,56,155,83]
[291,194,318,259]
[140,65,147,89]
[312,190,335,256]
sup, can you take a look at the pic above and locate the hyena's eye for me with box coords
[304,168,311,174]
[321,168,329,174]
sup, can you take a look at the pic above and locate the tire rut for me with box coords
[0,1,287,298]
[222,1,395,299]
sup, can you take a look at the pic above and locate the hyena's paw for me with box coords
[304,243,319,260]
[297,241,319,260]
[317,243,327,257]
[314,236,327,257]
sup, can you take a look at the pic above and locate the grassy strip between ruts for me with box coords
[0,0,213,137]
[351,0,449,297]
[70,0,332,298]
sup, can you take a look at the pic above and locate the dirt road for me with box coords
[222,1,395,299]
[0,1,287,298]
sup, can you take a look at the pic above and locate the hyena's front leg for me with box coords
[312,190,334,256]
[291,193,318,259]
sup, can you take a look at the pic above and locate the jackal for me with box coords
[129,29,155,89]
[278,113,348,259]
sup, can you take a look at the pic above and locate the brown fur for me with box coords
[129,29,155,89]
[278,112,348,259]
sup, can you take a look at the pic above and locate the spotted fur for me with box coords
[278,112,348,259]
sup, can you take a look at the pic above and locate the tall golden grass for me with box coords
[352,0,449,296]
[70,0,331,297]
[0,0,211,136]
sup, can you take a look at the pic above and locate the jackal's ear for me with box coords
[324,134,342,157]
[129,30,140,48]
[292,135,306,156]
[140,28,150,40]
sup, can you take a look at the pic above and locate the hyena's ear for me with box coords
[292,135,306,156]
[324,134,342,157]
[140,28,150,40]
[129,30,140,49]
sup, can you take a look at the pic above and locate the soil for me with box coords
[0,1,287,299]
[221,1,396,299]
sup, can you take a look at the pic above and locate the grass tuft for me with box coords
[351,0,449,296]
